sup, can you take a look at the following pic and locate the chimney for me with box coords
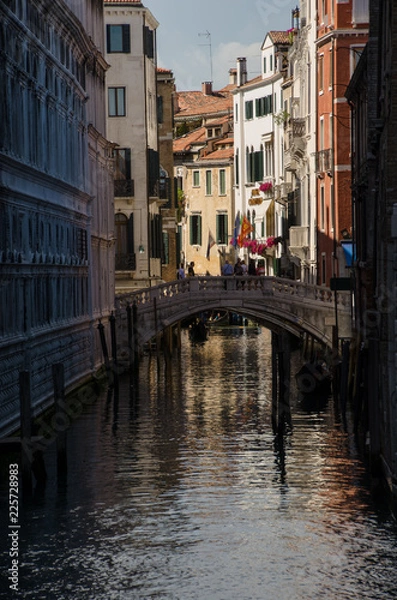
[229,68,237,85]
[202,81,213,96]
[237,57,247,86]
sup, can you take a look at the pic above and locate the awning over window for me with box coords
[340,241,355,267]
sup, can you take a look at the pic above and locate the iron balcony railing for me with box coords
[115,252,136,271]
[114,179,134,198]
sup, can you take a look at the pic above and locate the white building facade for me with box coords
[0,0,115,434]
[284,3,318,283]
[233,32,291,276]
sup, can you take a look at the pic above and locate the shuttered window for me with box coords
[106,25,131,53]
[190,214,202,246]
[216,213,228,245]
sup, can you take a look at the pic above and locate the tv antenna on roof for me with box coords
[198,30,213,83]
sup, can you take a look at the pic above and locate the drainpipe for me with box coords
[331,36,339,352]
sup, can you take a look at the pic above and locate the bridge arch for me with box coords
[114,276,351,359]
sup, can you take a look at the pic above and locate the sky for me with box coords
[145,0,295,91]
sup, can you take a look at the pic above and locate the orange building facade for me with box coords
[316,0,368,285]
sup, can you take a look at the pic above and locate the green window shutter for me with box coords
[206,170,212,195]
[189,216,194,245]
[106,25,111,53]
[219,169,226,194]
[190,215,202,245]
[259,151,263,181]
[127,214,134,254]
[255,98,260,117]
[254,152,261,182]
[122,25,131,53]
[216,214,228,244]
[198,215,202,245]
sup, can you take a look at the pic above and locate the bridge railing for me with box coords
[115,276,350,310]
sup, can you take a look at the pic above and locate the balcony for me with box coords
[115,253,136,271]
[284,118,306,167]
[284,148,297,172]
[315,149,332,175]
[114,179,134,198]
[292,118,306,138]
[288,226,309,261]
[289,118,306,157]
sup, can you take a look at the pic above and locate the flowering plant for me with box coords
[259,182,273,193]
[287,27,297,43]
[241,236,280,255]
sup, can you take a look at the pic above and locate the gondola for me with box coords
[189,319,208,343]
[295,361,332,396]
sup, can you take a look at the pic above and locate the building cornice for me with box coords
[315,28,369,47]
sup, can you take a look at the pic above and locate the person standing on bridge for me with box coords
[248,259,256,276]
[188,262,195,277]
[177,263,186,279]
[234,258,243,276]
[222,260,234,276]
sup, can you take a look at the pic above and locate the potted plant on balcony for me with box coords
[259,181,273,197]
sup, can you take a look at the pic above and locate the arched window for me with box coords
[159,166,170,203]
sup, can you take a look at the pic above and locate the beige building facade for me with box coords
[104,0,163,291]
[173,80,235,275]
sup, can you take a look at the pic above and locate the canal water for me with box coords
[1,327,397,599]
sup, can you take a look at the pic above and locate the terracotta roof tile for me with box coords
[199,146,234,161]
[214,136,234,146]
[173,127,207,153]
[175,89,233,120]
[269,30,292,45]
[204,115,230,127]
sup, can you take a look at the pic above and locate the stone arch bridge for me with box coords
[114,276,351,362]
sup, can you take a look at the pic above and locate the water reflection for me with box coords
[1,328,397,599]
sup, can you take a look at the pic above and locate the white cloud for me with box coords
[213,42,262,89]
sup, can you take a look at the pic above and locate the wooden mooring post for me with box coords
[127,303,133,366]
[153,297,161,369]
[271,332,278,433]
[19,371,32,494]
[52,363,67,474]
[109,312,119,390]
[271,331,292,435]
[98,319,111,378]
[163,326,173,365]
